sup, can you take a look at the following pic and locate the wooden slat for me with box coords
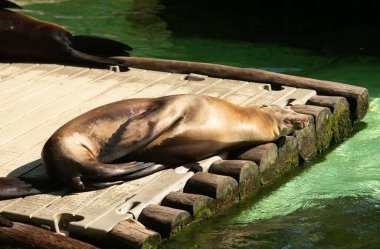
[0,64,63,100]
[247,86,297,106]
[69,170,167,237]
[224,82,270,105]
[196,79,249,98]
[0,63,39,82]
[1,190,68,223]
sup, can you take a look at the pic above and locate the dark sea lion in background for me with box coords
[42,94,309,190]
[0,0,132,66]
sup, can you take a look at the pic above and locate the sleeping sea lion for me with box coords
[41,94,309,190]
[0,0,132,66]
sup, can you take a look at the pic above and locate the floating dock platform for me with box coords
[0,58,369,248]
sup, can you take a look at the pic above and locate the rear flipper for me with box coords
[72,161,161,190]
[82,163,167,189]
[0,177,41,200]
[72,35,132,57]
[69,35,132,68]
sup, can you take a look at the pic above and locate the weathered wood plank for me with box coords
[2,190,68,223]
[0,69,142,147]
[224,83,270,106]
[0,68,108,128]
[68,171,166,238]
[0,63,39,82]
[32,188,110,232]
[247,86,297,106]
[0,64,63,101]
[0,220,99,249]
[162,73,222,96]
[121,57,369,121]
[84,167,193,238]
[196,79,249,98]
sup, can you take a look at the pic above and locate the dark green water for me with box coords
[18,1,380,248]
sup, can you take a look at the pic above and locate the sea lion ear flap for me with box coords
[97,103,184,163]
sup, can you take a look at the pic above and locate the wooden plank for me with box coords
[0,68,109,128]
[69,170,167,238]
[275,88,317,106]
[0,63,10,70]
[0,69,143,147]
[246,86,297,106]
[32,188,111,231]
[0,72,172,176]
[0,63,39,82]
[0,64,63,100]
[196,79,249,98]
[1,190,68,223]
[79,168,193,238]
[0,198,20,212]
[125,72,219,98]
[224,82,271,106]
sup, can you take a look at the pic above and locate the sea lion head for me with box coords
[261,105,309,136]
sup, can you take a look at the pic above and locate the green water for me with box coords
[18,1,380,248]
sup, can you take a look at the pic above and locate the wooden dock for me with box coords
[0,61,368,248]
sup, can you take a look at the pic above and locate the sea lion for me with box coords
[42,94,309,190]
[0,0,132,66]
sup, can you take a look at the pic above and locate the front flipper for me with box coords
[97,102,185,163]
[0,177,41,200]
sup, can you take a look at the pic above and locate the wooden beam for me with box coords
[307,95,353,143]
[291,105,333,152]
[117,56,369,121]
[0,219,98,249]
[138,205,192,237]
[183,172,238,207]
[161,192,216,221]
[231,143,278,186]
[208,160,261,199]
[108,219,160,249]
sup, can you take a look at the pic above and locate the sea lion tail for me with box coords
[0,0,22,9]
[71,35,132,57]
[69,35,133,67]
[69,49,127,67]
